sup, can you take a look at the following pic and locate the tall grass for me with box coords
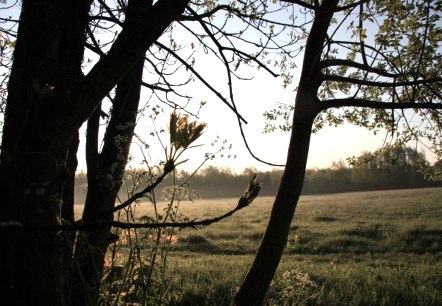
[75,188,442,305]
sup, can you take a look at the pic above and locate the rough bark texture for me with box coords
[0,1,90,304]
[235,1,338,305]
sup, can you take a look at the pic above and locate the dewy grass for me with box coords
[312,261,441,306]
[76,187,442,305]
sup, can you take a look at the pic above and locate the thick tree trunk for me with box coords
[235,1,338,304]
[235,102,316,306]
[0,1,189,304]
[72,58,144,305]
[0,1,89,304]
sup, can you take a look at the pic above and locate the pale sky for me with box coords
[76,63,418,174]
[1,3,438,175]
[76,41,436,174]
[67,3,437,174]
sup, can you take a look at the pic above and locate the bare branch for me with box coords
[155,41,248,124]
[141,81,173,93]
[320,98,442,111]
[279,0,370,12]
[98,161,175,218]
[321,59,399,78]
[221,46,279,77]
[71,0,191,127]
[0,175,261,232]
[323,74,442,88]
[181,3,301,29]
[0,204,240,232]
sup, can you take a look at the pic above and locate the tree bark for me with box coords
[0,1,90,304]
[235,1,338,304]
[62,134,80,225]
[71,58,145,305]
[235,102,317,306]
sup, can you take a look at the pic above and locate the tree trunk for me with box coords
[62,134,80,225]
[235,102,316,306]
[71,58,145,305]
[0,0,189,304]
[61,133,80,302]
[0,1,90,304]
[235,1,338,304]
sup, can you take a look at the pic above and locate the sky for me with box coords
[76,26,437,174]
[170,73,388,173]
[1,1,408,175]
[76,63,405,174]
[2,1,429,175]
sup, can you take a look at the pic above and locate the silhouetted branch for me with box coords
[141,81,173,93]
[100,161,175,217]
[279,0,369,12]
[155,41,248,124]
[320,98,442,111]
[0,206,238,232]
[321,59,399,78]
[0,174,261,232]
[323,75,442,88]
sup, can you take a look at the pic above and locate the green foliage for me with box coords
[263,102,295,133]
[263,0,442,165]
[266,269,318,306]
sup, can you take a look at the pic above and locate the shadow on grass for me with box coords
[315,237,376,254]
[289,226,442,255]
[177,235,221,253]
[402,228,442,253]
[313,216,339,222]
[175,225,442,256]
[173,285,233,306]
[342,224,386,240]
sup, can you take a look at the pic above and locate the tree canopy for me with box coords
[265,0,441,160]
[0,1,441,305]
[237,1,442,304]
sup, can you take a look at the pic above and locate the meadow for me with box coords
[76,187,442,305]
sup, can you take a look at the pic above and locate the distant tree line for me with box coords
[303,145,441,195]
[74,146,442,202]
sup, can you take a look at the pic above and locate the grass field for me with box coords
[76,187,442,305]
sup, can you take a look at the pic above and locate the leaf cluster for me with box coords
[169,110,207,151]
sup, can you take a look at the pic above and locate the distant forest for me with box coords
[74,146,442,202]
